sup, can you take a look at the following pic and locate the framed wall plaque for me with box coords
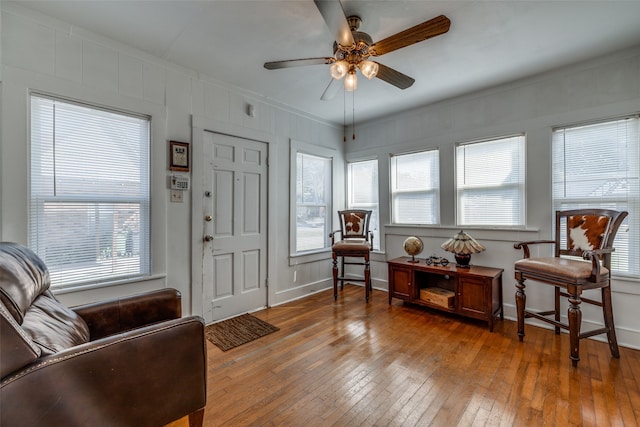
[169,141,189,172]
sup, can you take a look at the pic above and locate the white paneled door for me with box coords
[202,132,268,323]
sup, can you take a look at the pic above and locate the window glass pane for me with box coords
[348,160,379,250]
[391,150,440,224]
[30,95,150,288]
[456,135,525,226]
[296,152,331,252]
[552,116,640,276]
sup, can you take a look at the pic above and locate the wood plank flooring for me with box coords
[195,285,640,426]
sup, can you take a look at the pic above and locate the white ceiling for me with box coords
[10,0,640,125]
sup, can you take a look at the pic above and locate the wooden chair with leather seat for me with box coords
[514,209,628,366]
[330,210,374,302]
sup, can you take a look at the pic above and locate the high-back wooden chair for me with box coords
[514,209,628,366]
[330,210,373,302]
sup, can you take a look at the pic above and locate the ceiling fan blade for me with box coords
[321,78,341,101]
[370,15,450,57]
[264,57,334,70]
[313,0,355,48]
[375,63,415,89]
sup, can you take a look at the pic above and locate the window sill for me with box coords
[385,224,540,241]
[289,249,332,266]
[52,273,167,295]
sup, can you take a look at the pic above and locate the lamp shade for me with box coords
[441,230,485,255]
[330,60,348,80]
[359,60,379,80]
[344,71,357,91]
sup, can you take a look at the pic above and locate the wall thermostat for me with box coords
[171,174,190,190]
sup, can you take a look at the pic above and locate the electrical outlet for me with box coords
[170,190,183,203]
[293,270,297,283]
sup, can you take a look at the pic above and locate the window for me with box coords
[552,116,639,276]
[390,150,439,224]
[30,94,150,288]
[348,159,379,250]
[456,135,525,226]
[294,150,333,253]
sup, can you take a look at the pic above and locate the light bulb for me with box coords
[330,61,348,80]
[344,72,358,91]
[359,60,379,80]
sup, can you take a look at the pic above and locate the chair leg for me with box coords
[188,408,205,427]
[340,256,345,290]
[332,252,339,301]
[567,289,582,367]
[515,274,526,342]
[602,286,620,358]
[554,286,561,334]
[364,253,371,303]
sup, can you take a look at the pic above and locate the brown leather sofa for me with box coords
[0,242,207,426]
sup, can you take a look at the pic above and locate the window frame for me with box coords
[289,140,336,257]
[390,149,440,225]
[552,115,640,277]
[29,93,152,290]
[455,134,526,227]
[347,158,380,250]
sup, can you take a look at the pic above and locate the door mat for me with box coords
[204,313,279,351]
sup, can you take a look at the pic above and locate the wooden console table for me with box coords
[387,257,504,332]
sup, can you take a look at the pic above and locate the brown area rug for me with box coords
[204,313,279,351]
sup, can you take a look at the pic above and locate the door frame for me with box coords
[191,115,276,319]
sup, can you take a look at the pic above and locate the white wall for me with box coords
[0,3,343,313]
[2,2,639,350]
[346,45,640,349]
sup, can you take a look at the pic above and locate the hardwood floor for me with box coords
[197,284,640,426]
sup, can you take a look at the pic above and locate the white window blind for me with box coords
[456,135,525,226]
[295,152,332,252]
[30,95,150,288]
[552,116,640,276]
[348,159,379,250]
[391,150,439,224]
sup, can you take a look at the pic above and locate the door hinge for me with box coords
[265,278,269,288]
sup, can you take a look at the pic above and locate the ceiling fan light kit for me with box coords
[263,0,450,100]
[359,60,379,80]
[344,70,357,91]
[330,60,349,80]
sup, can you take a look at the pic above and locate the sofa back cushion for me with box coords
[21,291,90,355]
[0,242,50,324]
[0,243,89,356]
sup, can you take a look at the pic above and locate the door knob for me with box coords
[205,215,213,222]
[204,235,213,242]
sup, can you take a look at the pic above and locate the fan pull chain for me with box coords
[343,88,347,143]
[352,89,356,140]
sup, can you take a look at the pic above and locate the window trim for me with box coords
[289,139,337,258]
[29,92,152,290]
[347,158,380,251]
[551,114,640,277]
[455,133,526,227]
[390,148,440,225]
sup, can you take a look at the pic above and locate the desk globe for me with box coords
[403,236,424,263]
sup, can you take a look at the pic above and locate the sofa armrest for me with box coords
[1,316,207,427]
[73,288,182,340]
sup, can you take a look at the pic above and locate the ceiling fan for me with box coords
[264,0,450,100]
